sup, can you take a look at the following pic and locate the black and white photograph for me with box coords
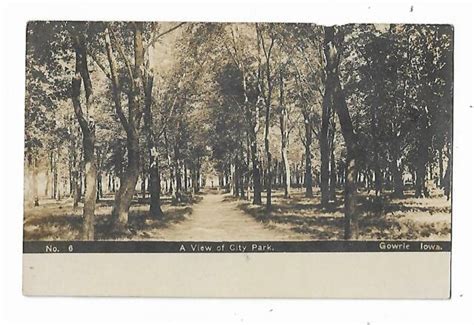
[24,21,452,244]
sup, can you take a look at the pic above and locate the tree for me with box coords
[104,23,145,226]
[324,26,360,239]
[71,32,98,240]
[278,65,291,198]
[256,23,276,209]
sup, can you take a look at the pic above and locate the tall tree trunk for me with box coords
[370,107,382,196]
[443,143,451,200]
[44,153,51,198]
[281,140,290,199]
[320,69,331,207]
[239,156,245,199]
[438,147,444,188]
[140,173,146,199]
[52,150,58,200]
[229,162,235,196]
[238,145,246,199]
[242,75,262,204]
[415,114,430,198]
[71,136,81,208]
[113,131,140,224]
[303,112,313,198]
[28,154,39,207]
[265,156,272,207]
[163,128,174,196]
[81,138,97,239]
[257,25,275,210]
[105,24,144,226]
[97,171,103,202]
[324,26,359,239]
[142,72,164,218]
[391,140,404,198]
[149,163,163,217]
[343,150,358,239]
[174,145,182,201]
[245,137,252,200]
[392,161,404,198]
[366,57,383,197]
[329,140,337,201]
[184,163,188,192]
[193,161,201,194]
[65,156,72,193]
[329,113,337,201]
[279,68,291,199]
[96,149,103,202]
[415,147,428,198]
[71,35,97,240]
[250,135,262,204]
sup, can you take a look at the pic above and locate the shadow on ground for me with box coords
[24,194,202,241]
[228,189,451,240]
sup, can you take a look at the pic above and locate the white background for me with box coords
[1,0,473,324]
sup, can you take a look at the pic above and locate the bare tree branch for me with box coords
[87,49,111,80]
[104,27,130,131]
[107,24,135,83]
[146,22,186,49]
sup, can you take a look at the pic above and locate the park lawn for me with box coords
[23,194,201,241]
[230,188,451,241]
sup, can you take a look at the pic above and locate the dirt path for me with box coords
[157,192,308,240]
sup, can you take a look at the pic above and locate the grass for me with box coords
[23,193,202,241]
[24,186,451,241]
[228,187,451,241]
